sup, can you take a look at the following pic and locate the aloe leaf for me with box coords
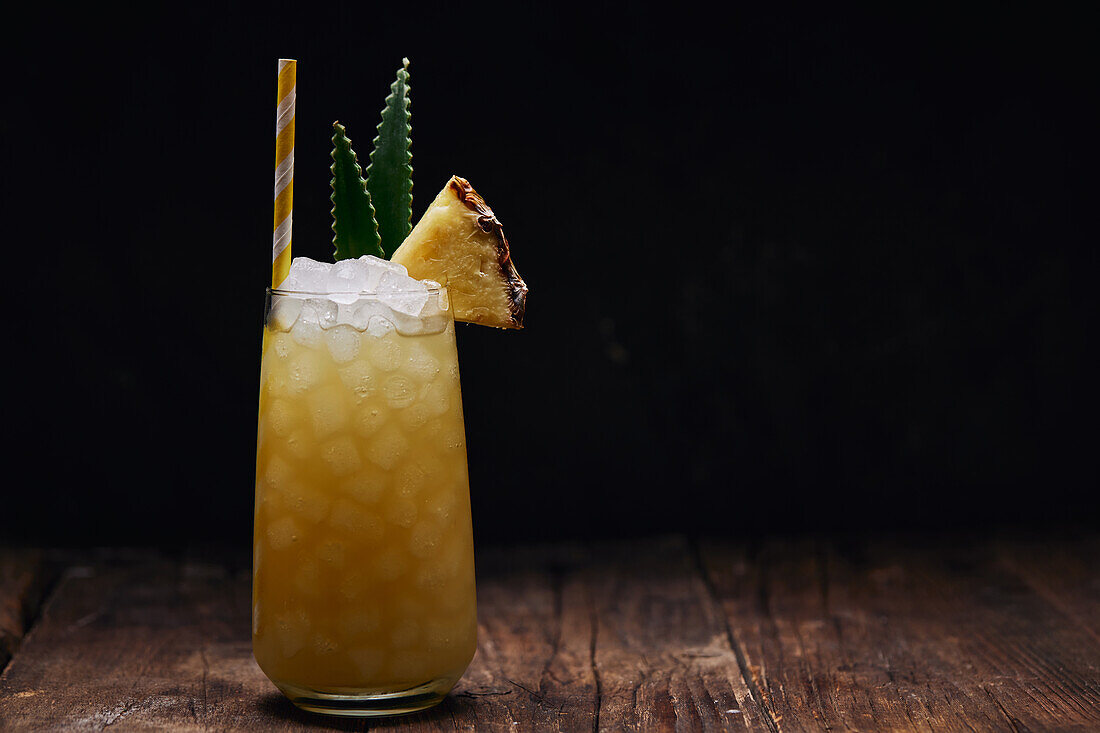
[331,121,383,260]
[367,58,413,259]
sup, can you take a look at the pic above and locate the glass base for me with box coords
[276,678,454,718]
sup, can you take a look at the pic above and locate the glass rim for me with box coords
[268,285,444,297]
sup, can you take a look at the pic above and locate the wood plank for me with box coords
[0,540,767,731]
[698,539,921,732]
[0,550,269,730]
[439,543,598,731]
[995,535,1100,647]
[7,538,1096,731]
[0,549,55,673]
[586,536,768,732]
[0,550,481,731]
[869,538,1100,731]
[699,537,1100,732]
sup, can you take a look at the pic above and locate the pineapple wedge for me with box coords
[391,176,527,329]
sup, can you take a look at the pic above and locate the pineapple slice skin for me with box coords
[392,176,527,329]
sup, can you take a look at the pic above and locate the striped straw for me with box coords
[272,59,296,288]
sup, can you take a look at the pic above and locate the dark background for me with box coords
[4,5,1096,546]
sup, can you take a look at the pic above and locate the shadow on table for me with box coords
[257,691,472,730]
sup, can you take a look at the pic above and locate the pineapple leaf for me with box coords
[331,121,383,260]
[367,58,413,259]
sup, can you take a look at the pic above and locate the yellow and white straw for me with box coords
[272,59,296,289]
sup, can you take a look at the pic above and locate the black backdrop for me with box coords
[5,5,1096,545]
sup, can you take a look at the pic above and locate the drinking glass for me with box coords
[252,287,477,717]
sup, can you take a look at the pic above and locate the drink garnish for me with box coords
[391,176,527,329]
[367,58,413,259]
[326,59,526,329]
[330,59,413,261]
[330,122,384,260]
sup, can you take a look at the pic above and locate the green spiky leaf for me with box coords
[367,58,413,259]
[331,121,383,260]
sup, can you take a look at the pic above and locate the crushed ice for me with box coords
[270,256,448,336]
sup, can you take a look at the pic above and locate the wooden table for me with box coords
[1,535,1098,731]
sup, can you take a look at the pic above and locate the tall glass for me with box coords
[252,287,477,717]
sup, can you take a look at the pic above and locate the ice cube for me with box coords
[424,487,459,523]
[267,296,303,332]
[381,295,431,336]
[403,344,440,383]
[330,259,371,303]
[355,402,387,437]
[266,516,299,550]
[262,365,290,400]
[309,387,350,437]
[372,548,408,581]
[386,498,418,528]
[382,374,416,408]
[283,486,332,524]
[443,426,466,453]
[398,402,431,431]
[387,283,451,336]
[366,336,403,372]
[414,564,450,592]
[415,286,452,335]
[338,360,377,402]
[341,470,387,505]
[270,333,293,359]
[284,428,313,459]
[346,299,378,331]
[420,381,451,417]
[367,427,409,469]
[265,399,293,437]
[384,287,429,317]
[443,361,460,387]
[283,257,332,293]
[377,267,414,292]
[325,324,361,363]
[362,256,409,293]
[301,298,338,330]
[290,316,325,348]
[294,559,321,595]
[328,498,385,544]
[261,455,294,494]
[336,606,382,638]
[322,436,362,476]
[408,520,443,558]
[366,314,397,338]
[394,461,428,498]
[368,267,438,335]
[274,609,310,657]
[287,351,324,393]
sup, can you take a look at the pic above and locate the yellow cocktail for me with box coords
[253,283,476,716]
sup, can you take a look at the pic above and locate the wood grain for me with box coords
[1,537,1098,731]
[996,535,1100,649]
[586,537,763,731]
[0,550,54,673]
[441,543,597,731]
[698,536,1100,732]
